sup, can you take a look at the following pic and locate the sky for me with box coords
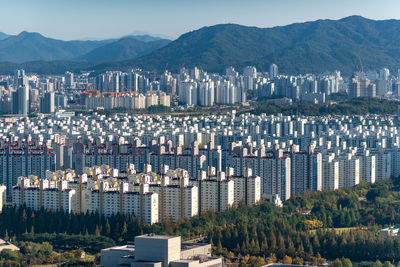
[2,0,400,40]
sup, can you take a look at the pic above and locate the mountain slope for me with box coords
[125,34,166,42]
[0,33,9,41]
[97,16,400,74]
[0,31,111,62]
[79,37,170,62]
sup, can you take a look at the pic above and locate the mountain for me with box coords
[129,31,173,40]
[96,16,400,74]
[79,37,170,62]
[0,31,111,62]
[0,31,170,63]
[1,16,400,74]
[0,33,9,41]
[79,34,166,42]
[124,34,166,42]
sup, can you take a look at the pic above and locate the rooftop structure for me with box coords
[101,234,220,267]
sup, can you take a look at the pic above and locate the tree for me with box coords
[283,255,293,264]
[121,222,128,239]
[261,240,269,256]
[216,240,223,255]
[94,226,100,237]
[241,254,250,265]
[293,257,304,265]
[374,260,383,267]
[341,258,353,267]
[3,230,9,241]
[247,256,266,266]
[330,258,343,267]
[105,220,111,236]
[287,239,296,257]
[277,233,286,258]
[267,253,277,264]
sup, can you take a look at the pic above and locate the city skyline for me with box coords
[2,0,400,265]
[1,0,400,40]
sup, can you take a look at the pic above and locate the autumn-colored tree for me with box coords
[283,255,293,264]
[267,253,277,264]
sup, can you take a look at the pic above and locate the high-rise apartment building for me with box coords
[196,169,234,214]
[0,140,55,195]
[259,149,291,201]
[12,85,30,115]
[40,92,55,114]
[65,71,75,89]
[290,145,322,196]
[269,64,279,79]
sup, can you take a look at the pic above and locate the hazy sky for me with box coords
[2,0,400,40]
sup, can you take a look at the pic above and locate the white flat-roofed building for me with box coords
[101,234,221,267]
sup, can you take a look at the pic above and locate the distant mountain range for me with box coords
[79,37,170,62]
[0,16,400,74]
[0,32,170,63]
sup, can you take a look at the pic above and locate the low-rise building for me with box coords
[101,234,222,267]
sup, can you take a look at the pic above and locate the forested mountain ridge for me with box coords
[99,16,400,74]
[0,32,170,63]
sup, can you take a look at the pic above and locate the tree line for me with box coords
[253,97,399,116]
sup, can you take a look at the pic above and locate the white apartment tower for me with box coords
[259,148,291,201]
[290,145,322,196]
[197,170,234,214]
[230,168,261,207]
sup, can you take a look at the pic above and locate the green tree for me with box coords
[330,258,343,267]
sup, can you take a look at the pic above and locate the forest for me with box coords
[253,97,400,116]
[1,178,400,266]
